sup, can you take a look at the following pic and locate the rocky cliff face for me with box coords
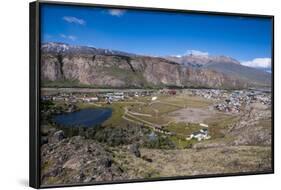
[41,43,270,89]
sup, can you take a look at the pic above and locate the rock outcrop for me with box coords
[41,136,127,185]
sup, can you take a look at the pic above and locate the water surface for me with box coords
[53,108,112,127]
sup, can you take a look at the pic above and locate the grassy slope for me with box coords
[112,145,271,179]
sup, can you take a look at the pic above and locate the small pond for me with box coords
[53,108,112,127]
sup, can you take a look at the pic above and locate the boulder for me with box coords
[53,130,65,142]
[99,157,112,168]
[129,144,141,158]
[63,157,82,170]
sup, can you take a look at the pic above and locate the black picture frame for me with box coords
[30,1,274,188]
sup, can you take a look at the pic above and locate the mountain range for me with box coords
[41,42,271,89]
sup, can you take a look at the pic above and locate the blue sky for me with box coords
[40,4,272,68]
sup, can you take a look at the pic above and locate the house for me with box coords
[186,128,210,141]
[52,96,65,101]
[200,128,208,134]
[112,92,124,101]
[82,97,99,103]
[105,96,113,104]
[168,90,176,95]
[105,92,124,102]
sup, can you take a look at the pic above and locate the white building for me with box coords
[82,97,99,102]
[105,92,124,102]
[186,128,210,141]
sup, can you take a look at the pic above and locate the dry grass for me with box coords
[112,145,272,179]
[204,113,239,139]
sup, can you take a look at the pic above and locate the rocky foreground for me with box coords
[41,135,271,185]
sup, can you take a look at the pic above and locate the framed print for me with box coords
[30,1,274,188]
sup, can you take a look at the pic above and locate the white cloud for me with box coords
[241,58,271,69]
[174,55,182,58]
[60,34,77,41]
[63,16,86,25]
[186,50,209,56]
[108,9,126,17]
